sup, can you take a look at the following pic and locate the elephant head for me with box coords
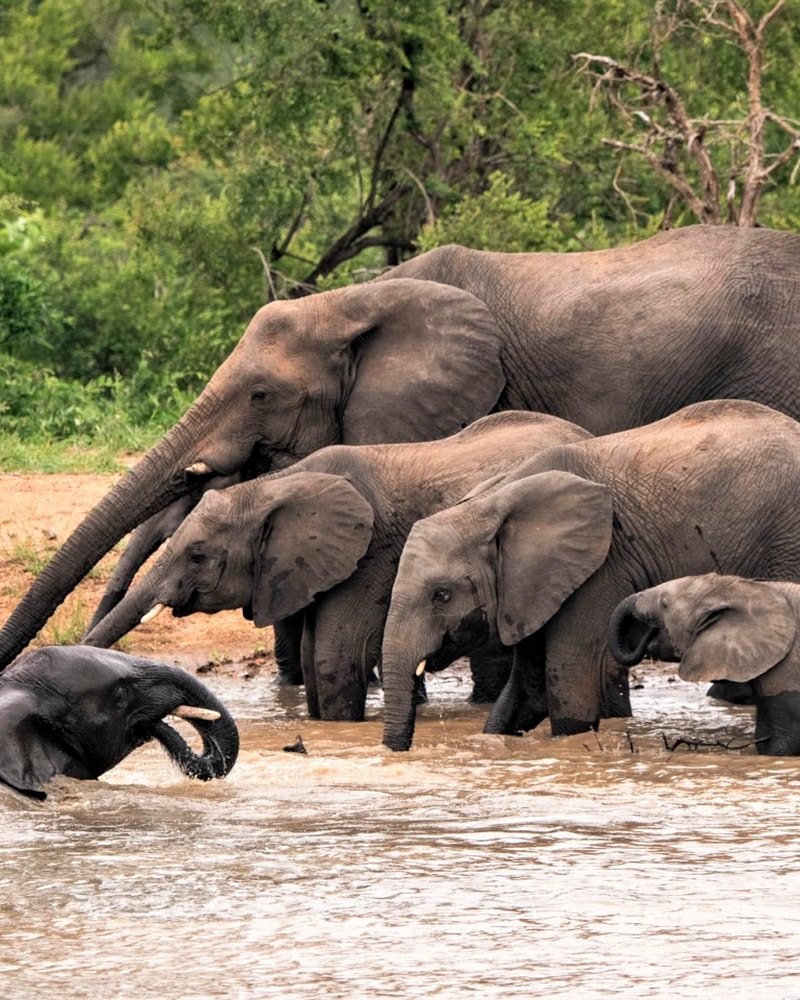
[608,573,800,755]
[85,471,244,633]
[0,279,503,669]
[381,470,613,751]
[0,645,240,799]
[83,471,375,649]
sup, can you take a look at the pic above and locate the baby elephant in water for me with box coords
[609,574,800,756]
[0,645,239,799]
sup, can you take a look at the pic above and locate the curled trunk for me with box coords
[607,594,658,667]
[150,668,240,780]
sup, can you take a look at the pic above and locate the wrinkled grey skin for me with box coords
[609,574,800,756]
[0,645,239,799]
[84,468,309,686]
[4,227,800,669]
[86,473,242,633]
[380,400,800,751]
[84,412,592,721]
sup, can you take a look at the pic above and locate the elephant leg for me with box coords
[300,612,321,719]
[273,613,305,686]
[483,632,547,735]
[600,651,631,718]
[468,647,513,703]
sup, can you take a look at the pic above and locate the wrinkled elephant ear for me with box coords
[0,684,90,800]
[677,579,796,683]
[489,471,613,646]
[251,473,375,626]
[337,279,505,442]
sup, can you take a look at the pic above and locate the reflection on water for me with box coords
[3,662,800,1000]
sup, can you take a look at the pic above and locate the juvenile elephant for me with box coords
[83,411,592,721]
[0,645,239,799]
[380,399,800,751]
[85,472,242,633]
[608,574,800,756]
[5,226,800,670]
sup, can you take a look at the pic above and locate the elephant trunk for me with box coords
[607,594,660,667]
[149,668,240,779]
[0,414,216,670]
[83,583,158,648]
[381,622,429,752]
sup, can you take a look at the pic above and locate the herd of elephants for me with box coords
[4,223,800,798]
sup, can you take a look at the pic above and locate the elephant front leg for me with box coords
[601,650,632,719]
[314,656,371,722]
[273,613,305,686]
[483,632,547,735]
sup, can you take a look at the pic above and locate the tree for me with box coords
[573,0,800,227]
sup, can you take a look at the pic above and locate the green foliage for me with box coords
[0,0,797,468]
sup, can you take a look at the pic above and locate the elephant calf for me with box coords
[380,399,800,751]
[609,574,800,756]
[0,645,239,799]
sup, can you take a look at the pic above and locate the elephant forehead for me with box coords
[403,515,471,567]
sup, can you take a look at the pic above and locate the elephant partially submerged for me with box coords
[0,645,239,799]
[83,411,592,721]
[380,400,800,751]
[4,226,800,668]
[609,574,800,756]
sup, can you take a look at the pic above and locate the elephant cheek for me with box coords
[427,607,494,668]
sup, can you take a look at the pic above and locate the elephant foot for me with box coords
[272,669,303,687]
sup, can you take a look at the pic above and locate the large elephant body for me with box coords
[83,411,592,721]
[380,400,800,751]
[609,574,800,756]
[0,645,239,798]
[3,226,800,668]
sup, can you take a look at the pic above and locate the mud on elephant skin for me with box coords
[609,573,800,756]
[83,411,592,722]
[5,226,800,670]
[380,400,800,751]
[0,645,239,799]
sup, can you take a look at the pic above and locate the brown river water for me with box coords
[2,661,800,1000]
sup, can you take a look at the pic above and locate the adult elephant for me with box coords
[609,574,800,756]
[380,400,800,752]
[3,225,800,669]
[83,411,592,721]
[0,645,239,799]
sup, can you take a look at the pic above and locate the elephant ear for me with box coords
[489,471,613,646]
[338,279,505,443]
[0,683,90,800]
[251,472,375,626]
[678,579,796,683]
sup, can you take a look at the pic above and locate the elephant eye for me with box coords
[111,684,130,711]
[189,552,206,565]
[250,386,268,404]
[432,588,451,605]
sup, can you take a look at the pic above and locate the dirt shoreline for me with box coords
[0,471,275,679]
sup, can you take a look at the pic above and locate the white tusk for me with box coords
[185,461,214,476]
[415,659,426,677]
[140,603,166,624]
[170,705,221,721]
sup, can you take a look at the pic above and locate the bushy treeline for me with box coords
[1,0,799,466]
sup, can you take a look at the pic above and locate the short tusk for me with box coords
[171,705,221,721]
[185,461,214,476]
[415,659,426,677]
[140,603,166,624]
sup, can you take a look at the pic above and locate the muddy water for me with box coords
[2,663,800,1000]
